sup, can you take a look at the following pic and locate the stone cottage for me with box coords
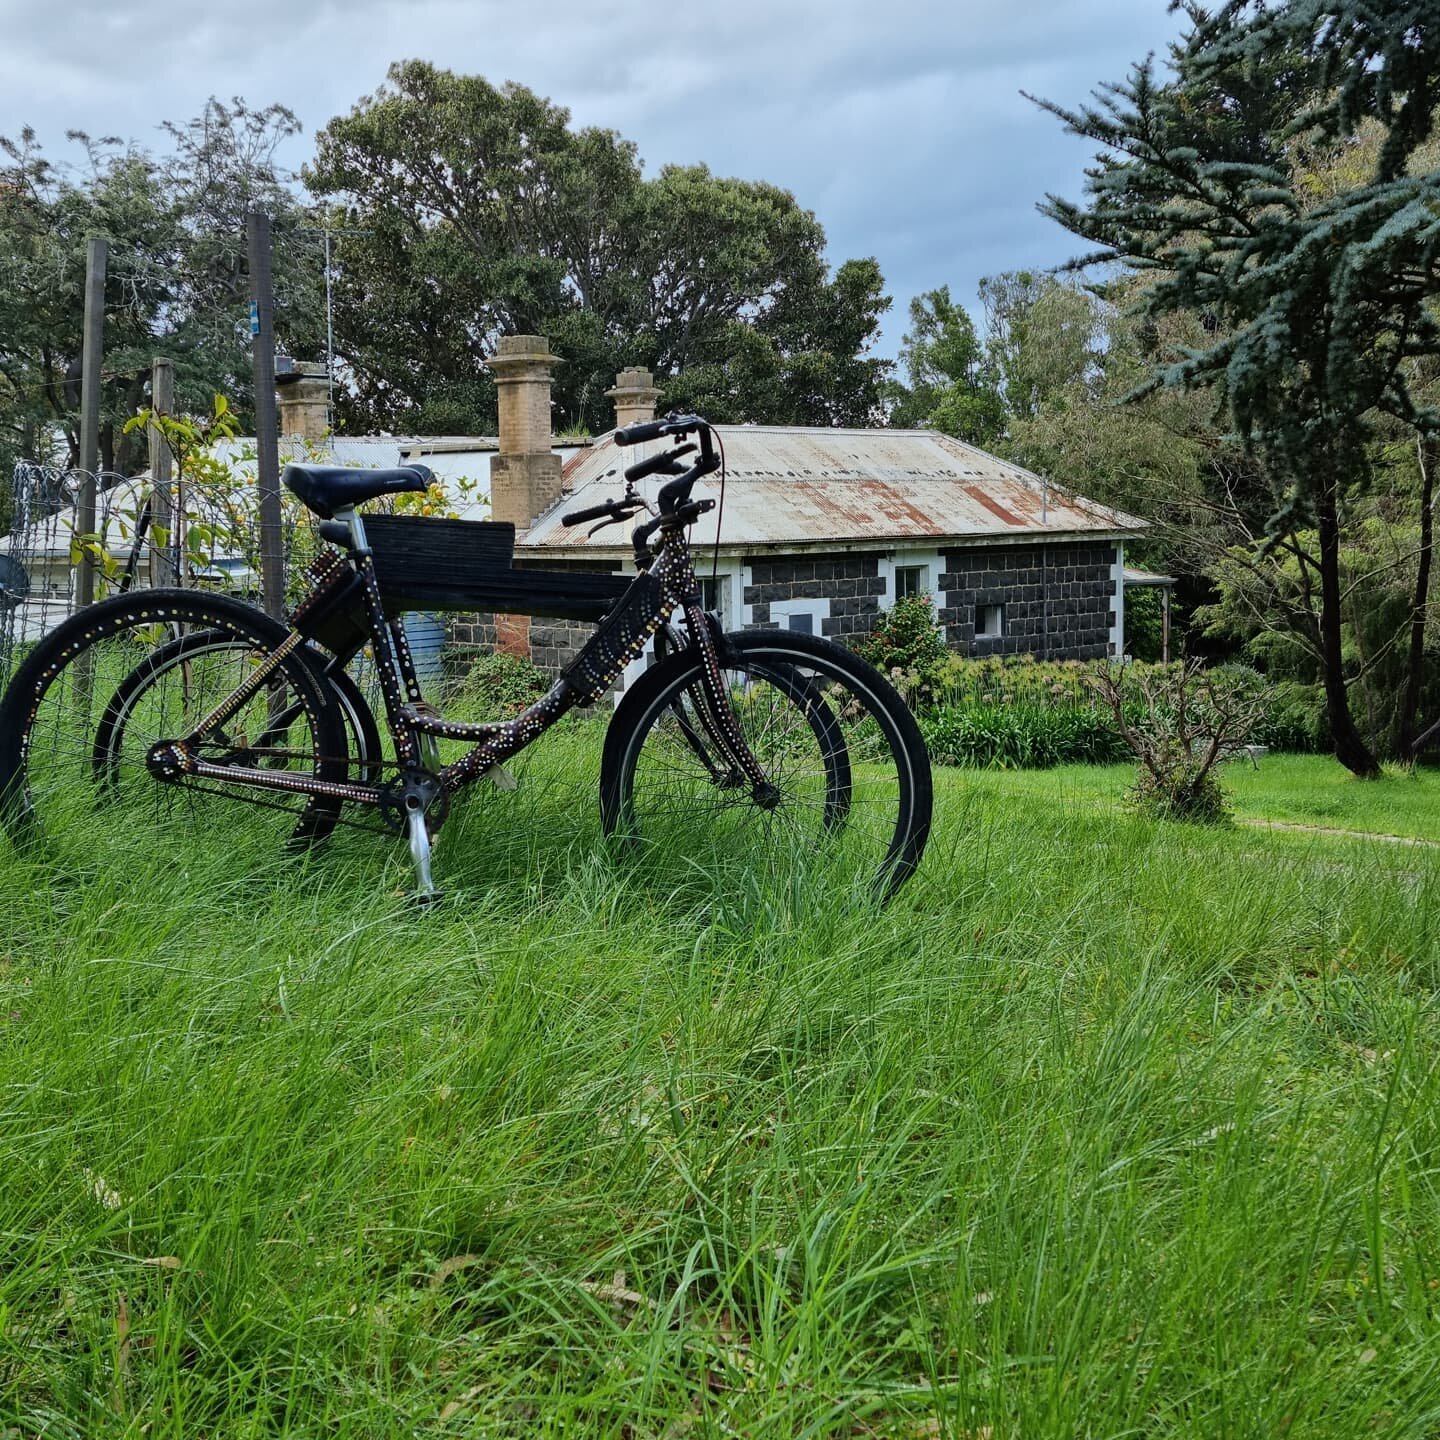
[470,337,1145,675]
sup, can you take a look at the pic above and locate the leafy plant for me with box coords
[453,650,548,717]
[1090,661,1265,822]
[919,703,1129,770]
[852,593,948,673]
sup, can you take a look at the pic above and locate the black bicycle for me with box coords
[0,415,932,899]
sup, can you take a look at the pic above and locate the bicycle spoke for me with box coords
[1,596,349,855]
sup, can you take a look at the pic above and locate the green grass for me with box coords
[1227,754,1440,842]
[970,753,1440,845]
[3,749,1440,1436]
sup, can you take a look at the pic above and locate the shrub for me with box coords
[1253,678,1325,753]
[853,594,948,672]
[1090,661,1265,823]
[919,703,1130,769]
[454,650,548,716]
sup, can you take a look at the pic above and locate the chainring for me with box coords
[377,767,450,836]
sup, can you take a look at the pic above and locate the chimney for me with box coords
[606,367,660,432]
[486,334,562,530]
[275,360,330,441]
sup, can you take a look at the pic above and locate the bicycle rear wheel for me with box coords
[92,629,387,789]
[600,629,931,901]
[0,590,350,856]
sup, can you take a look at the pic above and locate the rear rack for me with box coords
[363,515,632,622]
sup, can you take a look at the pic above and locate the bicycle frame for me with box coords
[150,502,776,890]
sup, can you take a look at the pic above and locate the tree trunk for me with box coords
[1400,432,1436,756]
[1316,488,1382,778]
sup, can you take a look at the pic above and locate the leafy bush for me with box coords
[853,594,948,672]
[453,651,548,716]
[1252,679,1325,753]
[1129,763,1230,823]
[875,651,1322,767]
[1090,661,1265,823]
[919,703,1130,769]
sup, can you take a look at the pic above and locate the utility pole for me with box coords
[299,220,370,430]
[76,236,107,611]
[148,356,175,589]
[247,211,285,620]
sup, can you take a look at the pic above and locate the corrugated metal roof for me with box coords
[1123,567,1176,587]
[526,426,1145,553]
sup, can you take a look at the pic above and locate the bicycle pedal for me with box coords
[484,764,518,791]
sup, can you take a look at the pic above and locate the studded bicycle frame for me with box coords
[147,418,776,894]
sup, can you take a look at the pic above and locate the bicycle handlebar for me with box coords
[560,500,625,528]
[614,413,707,447]
[624,443,694,485]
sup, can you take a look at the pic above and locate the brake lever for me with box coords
[585,496,648,536]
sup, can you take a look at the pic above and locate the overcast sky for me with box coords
[0,0,1180,356]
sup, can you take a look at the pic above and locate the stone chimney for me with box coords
[486,335,562,530]
[276,360,330,441]
[606,366,660,432]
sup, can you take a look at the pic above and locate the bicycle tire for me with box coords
[0,589,350,852]
[600,628,932,901]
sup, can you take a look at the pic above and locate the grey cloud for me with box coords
[0,0,1180,353]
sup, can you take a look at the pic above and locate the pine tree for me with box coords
[1032,0,1440,778]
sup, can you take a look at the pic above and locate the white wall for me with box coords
[877,548,944,608]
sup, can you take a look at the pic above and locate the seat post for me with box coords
[334,505,369,551]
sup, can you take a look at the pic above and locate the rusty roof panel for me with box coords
[521,426,1145,550]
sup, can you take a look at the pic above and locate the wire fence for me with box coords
[0,460,307,685]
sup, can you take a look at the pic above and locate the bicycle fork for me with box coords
[678,603,781,808]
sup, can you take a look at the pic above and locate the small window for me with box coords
[976,603,1005,640]
[698,574,729,621]
[894,565,925,600]
[786,611,814,635]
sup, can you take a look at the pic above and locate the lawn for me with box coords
[2,750,1439,1436]
[962,752,1440,846]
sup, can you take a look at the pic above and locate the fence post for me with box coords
[247,211,285,620]
[148,357,175,589]
[76,235,107,611]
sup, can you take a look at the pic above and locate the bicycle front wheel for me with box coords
[600,629,932,901]
[0,589,350,857]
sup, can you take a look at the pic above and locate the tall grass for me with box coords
[1,753,1438,1435]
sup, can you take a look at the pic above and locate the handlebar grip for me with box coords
[561,502,622,527]
[624,444,693,484]
[614,419,668,447]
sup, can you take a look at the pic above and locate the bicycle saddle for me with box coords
[282,462,434,519]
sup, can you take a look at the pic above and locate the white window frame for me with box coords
[697,571,732,628]
[878,549,942,607]
[976,602,1006,640]
[893,563,927,601]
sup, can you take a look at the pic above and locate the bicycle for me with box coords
[0,415,932,900]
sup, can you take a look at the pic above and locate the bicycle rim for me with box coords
[603,631,930,901]
[0,593,347,857]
